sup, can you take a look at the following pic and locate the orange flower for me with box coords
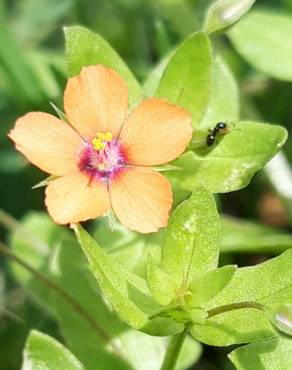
[9,65,192,233]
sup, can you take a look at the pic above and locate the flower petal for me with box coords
[8,112,82,176]
[64,65,128,140]
[45,172,110,224]
[109,166,172,233]
[119,98,192,166]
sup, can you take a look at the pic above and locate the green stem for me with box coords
[0,208,21,230]
[0,208,49,254]
[207,301,266,318]
[160,328,188,370]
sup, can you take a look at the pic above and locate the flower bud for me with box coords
[270,304,292,336]
[204,0,256,34]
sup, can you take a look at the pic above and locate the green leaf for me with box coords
[50,238,131,370]
[228,10,292,81]
[188,265,237,307]
[50,219,187,368]
[92,217,164,278]
[147,259,176,306]
[145,51,238,129]
[8,212,131,370]
[229,338,292,370]
[73,224,152,329]
[143,52,172,97]
[156,32,213,128]
[191,249,292,346]
[7,212,182,369]
[22,330,84,370]
[114,330,202,370]
[64,26,143,107]
[204,0,256,34]
[169,121,287,193]
[200,54,239,128]
[161,187,220,288]
[74,224,182,336]
[221,215,292,254]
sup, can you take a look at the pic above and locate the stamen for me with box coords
[104,132,113,142]
[92,131,113,151]
[92,138,106,150]
[80,131,125,182]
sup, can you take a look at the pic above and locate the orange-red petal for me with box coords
[64,65,128,140]
[8,112,82,176]
[109,166,172,233]
[119,98,192,166]
[45,172,110,224]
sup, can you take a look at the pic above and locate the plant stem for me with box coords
[160,328,188,370]
[0,208,18,230]
[0,208,49,254]
[207,301,266,318]
[0,241,122,357]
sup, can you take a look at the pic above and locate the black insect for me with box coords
[206,133,216,146]
[206,122,228,146]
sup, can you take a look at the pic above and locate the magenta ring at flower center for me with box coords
[78,139,126,182]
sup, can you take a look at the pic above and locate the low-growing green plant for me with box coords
[1,0,292,369]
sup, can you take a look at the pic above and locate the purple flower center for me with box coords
[78,133,126,182]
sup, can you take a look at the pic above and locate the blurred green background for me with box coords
[1,0,292,369]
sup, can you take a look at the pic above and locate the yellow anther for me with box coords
[92,138,106,151]
[92,132,113,151]
[104,132,113,142]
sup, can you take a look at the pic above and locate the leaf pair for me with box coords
[11,207,292,369]
[147,187,235,323]
[191,247,292,346]
[75,185,292,353]
[8,211,201,370]
[73,222,183,337]
[74,186,236,335]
